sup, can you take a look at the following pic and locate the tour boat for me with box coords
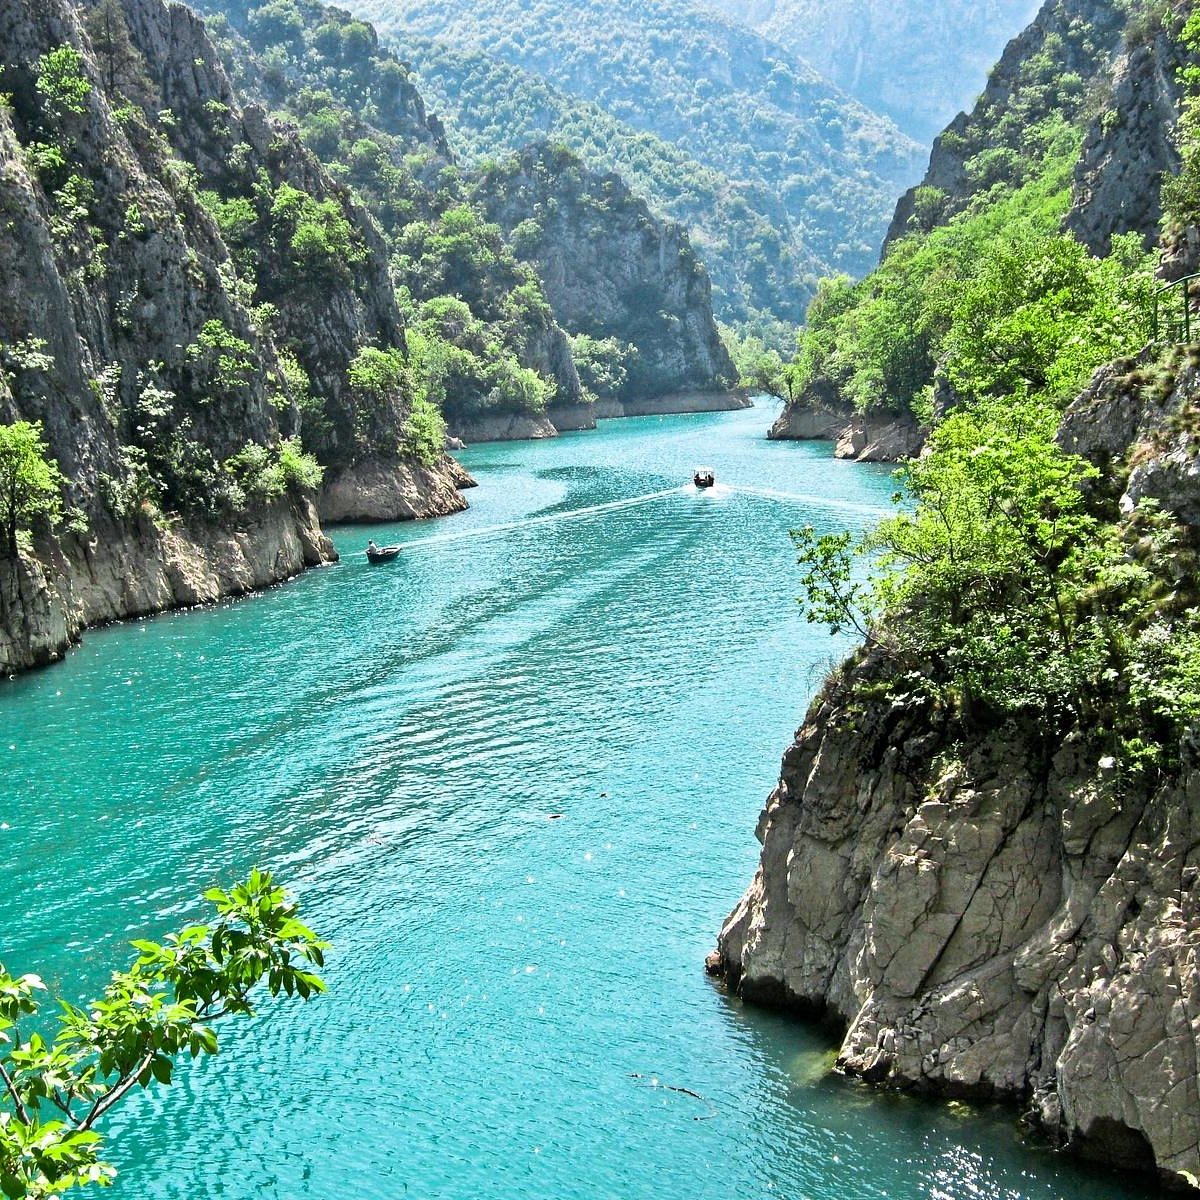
[693,467,716,489]
[366,544,402,564]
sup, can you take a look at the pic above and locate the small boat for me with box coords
[366,543,402,564]
[693,467,716,489]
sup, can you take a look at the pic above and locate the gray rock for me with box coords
[475,143,738,405]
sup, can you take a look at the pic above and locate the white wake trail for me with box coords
[731,484,894,518]
[398,486,686,553]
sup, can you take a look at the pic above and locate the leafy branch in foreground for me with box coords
[0,870,327,1198]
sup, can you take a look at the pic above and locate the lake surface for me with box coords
[0,404,1157,1199]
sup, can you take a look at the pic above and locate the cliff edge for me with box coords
[713,354,1200,1190]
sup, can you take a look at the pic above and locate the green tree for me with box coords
[793,397,1117,718]
[0,870,326,1198]
[34,47,91,125]
[0,421,65,559]
[83,0,146,100]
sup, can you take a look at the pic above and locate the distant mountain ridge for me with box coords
[347,0,926,330]
[703,0,1043,144]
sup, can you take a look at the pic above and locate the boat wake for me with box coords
[398,486,686,553]
[732,483,894,518]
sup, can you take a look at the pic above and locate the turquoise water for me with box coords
[0,405,1156,1199]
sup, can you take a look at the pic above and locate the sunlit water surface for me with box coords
[0,406,1157,1199]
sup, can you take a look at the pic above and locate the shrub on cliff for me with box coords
[794,395,1200,763]
[0,421,65,559]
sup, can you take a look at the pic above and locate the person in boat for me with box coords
[367,540,379,555]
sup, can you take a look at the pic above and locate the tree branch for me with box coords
[0,1059,30,1124]
[81,1051,156,1129]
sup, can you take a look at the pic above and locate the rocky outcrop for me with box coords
[834,413,926,462]
[1060,350,1200,525]
[768,388,924,462]
[318,456,473,522]
[474,143,740,409]
[713,648,1200,1188]
[1065,24,1186,255]
[604,389,750,418]
[886,0,1129,250]
[713,360,1200,1189]
[768,401,850,442]
[446,411,558,444]
[0,499,333,672]
[543,402,596,433]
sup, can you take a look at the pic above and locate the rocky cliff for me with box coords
[1065,15,1188,255]
[0,0,466,672]
[713,356,1200,1190]
[474,143,744,416]
[774,0,1183,463]
[886,0,1130,250]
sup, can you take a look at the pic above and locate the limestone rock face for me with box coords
[0,0,466,672]
[767,385,924,462]
[0,500,334,672]
[767,400,849,442]
[715,654,1200,1187]
[446,411,558,445]
[833,413,926,462]
[716,362,1200,1189]
[886,0,1130,250]
[1061,354,1200,526]
[475,143,739,409]
[1065,28,1186,255]
[318,457,473,522]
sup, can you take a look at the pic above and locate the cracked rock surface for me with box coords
[715,659,1200,1188]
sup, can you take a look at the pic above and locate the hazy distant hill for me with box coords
[348,0,926,330]
[704,0,1042,144]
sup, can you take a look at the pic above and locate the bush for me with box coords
[404,396,446,465]
[0,420,65,556]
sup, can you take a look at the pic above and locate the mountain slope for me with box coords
[704,0,1043,145]
[194,0,743,437]
[769,0,1161,460]
[474,143,739,413]
[346,0,926,328]
[0,0,474,671]
[360,36,815,329]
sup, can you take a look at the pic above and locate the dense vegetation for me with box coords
[781,0,1154,423]
[0,872,325,1198]
[788,0,1200,778]
[1,30,330,527]
[348,0,925,335]
[796,376,1200,774]
[0,420,64,558]
[706,0,1042,144]
[1162,6,1200,230]
[348,34,811,336]
[196,0,578,429]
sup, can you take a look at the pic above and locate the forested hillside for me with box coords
[706,0,1042,144]
[193,0,585,441]
[346,0,926,333]
[769,0,1168,459]
[196,0,740,436]
[354,36,813,332]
